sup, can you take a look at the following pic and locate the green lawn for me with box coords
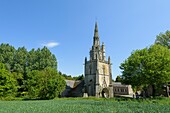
[0,98,170,113]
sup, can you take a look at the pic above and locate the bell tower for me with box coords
[84,22,113,98]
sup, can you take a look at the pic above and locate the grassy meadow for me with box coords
[0,97,170,113]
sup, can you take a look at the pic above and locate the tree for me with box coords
[0,43,16,71]
[26,70,40,98]
[39,47,57,69]
[13,47,28,94]
[13,47,28,73]
[115,75,122,82]
[155,30,170,49]
[0,63,18,97]
[26,67,66,99]
[73,74,84,80]
[0,43,61,99]
[120,48,148,88]
[27,48,38,71]
[27,47,57,71]
[144,44,170,96]
[120,44,170,96]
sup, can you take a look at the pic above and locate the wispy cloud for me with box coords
[42,42,59,48]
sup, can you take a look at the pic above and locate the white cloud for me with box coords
[42,42,59,48]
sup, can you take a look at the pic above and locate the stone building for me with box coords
[113,82,133,96]
[61,22,134,98]
[84,22,113,98]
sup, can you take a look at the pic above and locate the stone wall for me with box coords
[113,82,134,95]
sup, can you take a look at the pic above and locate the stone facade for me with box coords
[61,23,135,98]
[113,82,133,95]
[84,22,113,98]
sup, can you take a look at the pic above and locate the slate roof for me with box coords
[113,82,130,87]
[65,80,82,89]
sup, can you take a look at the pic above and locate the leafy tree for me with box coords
[115,75,122,82]
[0,43,62,99]
[155,30,170,49]
[13,47,28,94]
[144,44,170,96]
[27,48,38,71]
[120,44,170,96]
[120,48,148,87]
[38,68,66,99]
[13,47,28,73]
[27,47,57,71]
[73,74,84,80]
[26,70,40,98]
[26,67,66,99]
[0,63,18,97]
[39,47,57,69]
[59,71,84,80]
[63,74,73,80]
[0,43,16,71]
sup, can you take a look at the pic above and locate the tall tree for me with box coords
[27,48,38,71]
[26,67,66,99]
[120,44,170,96]
[0,63,18,97]
[13,47,28,94]
[0,43,63,99]
[39,47,57,70]
[13,47,28,73]
[155,30,170,49]
[144,44,170,96]
[0,43,16,71]
[27,47,57,71]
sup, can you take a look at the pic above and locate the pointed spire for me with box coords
[85,57,87,63]
[101,42,105,51]
[93,22,100,47]
[108,56,111,64]
[95,22,98,32]
[94,22,99,38]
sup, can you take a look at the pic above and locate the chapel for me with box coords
[84,22,113,98]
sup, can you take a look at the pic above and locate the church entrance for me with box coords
[102,88,109,98]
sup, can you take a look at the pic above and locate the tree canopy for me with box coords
[155,30,170,49]
[59,71,84,80]
[115,75,122,82]
[26,67,66,99]
[120,44,170,96]
[0,63,18,98]
[0,43,66,100]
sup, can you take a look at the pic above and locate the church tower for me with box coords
[84,22,113,98]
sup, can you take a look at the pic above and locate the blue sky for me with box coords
[0,0,170,79]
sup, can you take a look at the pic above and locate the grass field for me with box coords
[0,97,170,113]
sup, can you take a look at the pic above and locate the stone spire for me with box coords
[108,56,111,64]
[93,22,100,47]
[101,42,106,61]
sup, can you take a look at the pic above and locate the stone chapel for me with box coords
[84,22,113,98]
[61,22,133,98]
